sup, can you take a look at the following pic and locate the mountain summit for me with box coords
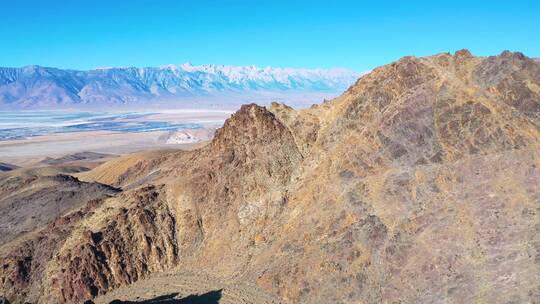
[0,64,360,110]
[0,50,539,303]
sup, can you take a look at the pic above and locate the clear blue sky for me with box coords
[1,0,539,71]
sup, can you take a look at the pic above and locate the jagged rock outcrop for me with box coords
[52,185,178,302]
[1,200,98,302]
[1,50,539,303]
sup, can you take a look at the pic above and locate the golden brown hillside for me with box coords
[1,50,539,303]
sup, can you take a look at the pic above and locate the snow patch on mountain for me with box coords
[0,63,362,110]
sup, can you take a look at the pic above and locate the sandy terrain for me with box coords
[0,130,195,166]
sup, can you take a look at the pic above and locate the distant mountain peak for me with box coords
[0,63,360,110]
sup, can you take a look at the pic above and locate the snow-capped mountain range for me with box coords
[0,63,361,109]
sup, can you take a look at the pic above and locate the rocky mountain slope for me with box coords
[0,64,359,110]
[0,168,119,246]
[0,50,539,303]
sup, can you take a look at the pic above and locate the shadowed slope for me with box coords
[107,290,222,304]
[0,162,18,172]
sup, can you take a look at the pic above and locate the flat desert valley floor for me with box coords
[0,110,231,165]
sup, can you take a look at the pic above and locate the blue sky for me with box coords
[0,0,538,71]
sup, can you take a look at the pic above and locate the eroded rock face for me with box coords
[53,186,178,303]
[1,50,539,303]
[165,103,303,272]
[0,199,104,302]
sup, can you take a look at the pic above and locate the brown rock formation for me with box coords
[1,50,539,303]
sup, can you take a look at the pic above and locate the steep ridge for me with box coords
[1,50,539,303]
